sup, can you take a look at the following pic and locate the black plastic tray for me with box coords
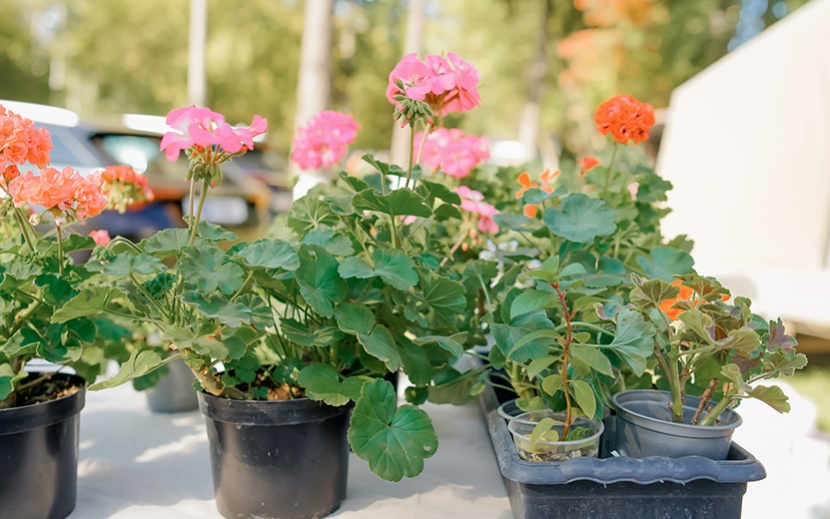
[479,385,766,519]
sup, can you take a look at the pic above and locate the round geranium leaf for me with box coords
[543,193,617,244]
[348,378,438,482]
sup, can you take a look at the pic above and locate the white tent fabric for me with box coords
[657,0,830,331]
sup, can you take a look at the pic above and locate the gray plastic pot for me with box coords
[613,390,742,459]
[145,358,198,413]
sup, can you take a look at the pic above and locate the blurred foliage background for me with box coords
[0,0,811,157]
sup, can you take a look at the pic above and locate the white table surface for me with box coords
[69,383,513,519]
[67,379,830,519]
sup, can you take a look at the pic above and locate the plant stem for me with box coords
[552,282,574,439]
[13,209,35,252]
[667,342,684,423]
[56,225,64,277]
[698,391,733,426]
[604,143,619,193]
[508,361,535,402]
[406,126,416,189]
[691,378,719,425]
[188,179,210,247]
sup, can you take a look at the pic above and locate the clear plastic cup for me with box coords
[508,410,604,462]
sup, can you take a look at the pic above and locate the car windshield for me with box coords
[40,124,107,169]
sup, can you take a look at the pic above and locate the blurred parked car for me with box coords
[1,100,273,241]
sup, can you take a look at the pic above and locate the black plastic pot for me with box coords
[198,392,352,519]
[478,385,765,519]
[0,373,86,519]
[145,357,198,413]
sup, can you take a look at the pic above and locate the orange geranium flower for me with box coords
[578,156,600,177]
[594,94,655,145]
[659,280,694,321]
[517,170,559,218]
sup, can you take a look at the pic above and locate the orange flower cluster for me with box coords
[516,169,559,218]
[578,156,600,177]
[594,94,655,145]
[659,280,730,321]
[102,165,155,212]
[9,166,108,224]
[574,0,652,27]
[0,105,52,189]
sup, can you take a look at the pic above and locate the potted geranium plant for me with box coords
[0,104,119,519]
[609,274,808,459]
[463,95,774,519]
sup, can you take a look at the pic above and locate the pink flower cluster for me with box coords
[291,111,360,170]
[160,106,267,162]
[102,165,155,212]
[386,53,481,118]
[0,105,52,188]
[415,128,489,178]
[89,229,111,246]
[8,167,108,223]
[455,186,498,234]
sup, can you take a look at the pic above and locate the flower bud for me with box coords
[28,213,41,225]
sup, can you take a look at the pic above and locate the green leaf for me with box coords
[570,344,613,376]
[0,364,27,400]
[428,367,488,405]
[529,418,557,450]
[180,246,244,295]
[335,302,375,335]
[142,228,190,256]
[492,311,557,363]
[52,287,121,323]
[298,364,365,406]
[90,252,165,276]
[493,212,543,232]
[399,340,432,386]
[358,325,402,371]
[543,193,617,243]
[288,195,339,236]
[302,227,355,256]
[527,355,558,379]
[510,290,558,320]
[339,249,418,291]
[541,374,563,396]
[637,247,695,282]
[352,189,432,217]
[746,384,790,413]
[630,277,679,310]
[90,349,182,390]
[180,292,253,327]
[296,245,347,318]
[417,179,461,205]
[604,309,656,376]
[412,333,466,360]
[349,379,438,482]
[418,269,467,325]
[280,318,343,347]
[195,220,238,242]
[717,328,761,352]
[233,239,299,270]
[570,379,597,419]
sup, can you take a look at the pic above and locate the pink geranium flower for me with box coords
[89,229,111,246]
[291,111,360,170]
[387,53,482,118]
[415,128,490,179]
[454,185,499,234]
[160,106,268,161]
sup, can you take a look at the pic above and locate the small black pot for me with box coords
[0,373,86,519]
[198,392,352,519]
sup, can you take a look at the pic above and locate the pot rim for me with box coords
[0,372,87,434]
[197,391,353,426]
[508,410,604,447]
[612,389,742,432]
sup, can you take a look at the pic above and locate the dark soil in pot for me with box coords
[0,372,86,519]
[198,392,352,519]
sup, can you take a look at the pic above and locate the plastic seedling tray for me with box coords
[479,386,766,519]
